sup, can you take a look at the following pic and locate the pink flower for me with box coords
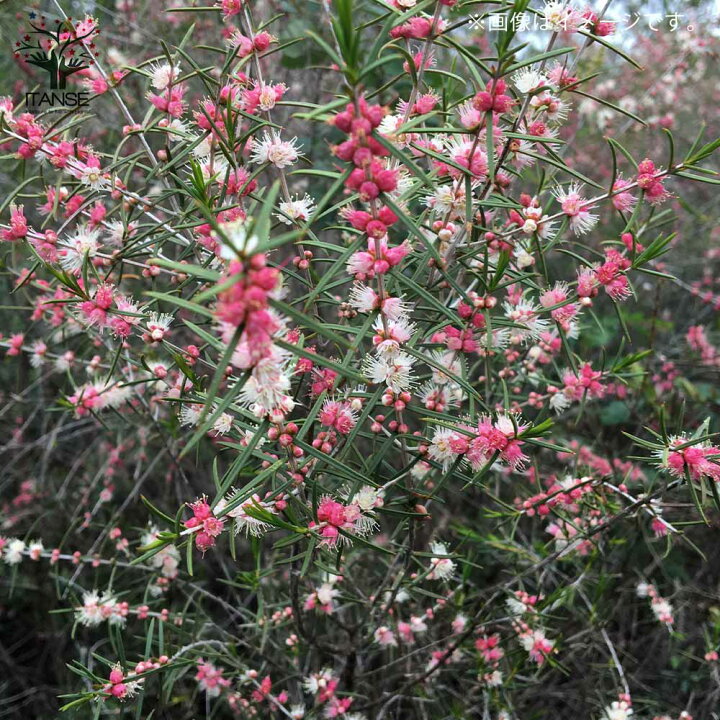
[594,249,632,301]
[2,204,29,241]
[636,158,671,205]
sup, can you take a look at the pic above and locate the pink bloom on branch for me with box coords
[2,204,29,241]
[636,158,671,205]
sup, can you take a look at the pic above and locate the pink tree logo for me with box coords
[14,13,100,91]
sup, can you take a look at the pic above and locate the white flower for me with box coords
[353,485,383,512]
[506,596,528,616]
[290,705,306,720]
[549,391,571,414]
[363,352,416,392]
[452,613,468,633]
[276,194,315,225]
[199,155,229,181]
[75,590,104,627]
[29,341,47,368]
[180,404,203,427]
[102,381,132,409]
[427,540,456,580]
[349,283,379,314]
[54,351,75,373]
[254,81,286,112]
[424,182,467,217]
[3,538,26,564]
[485,669,503,687]
[411,460,431,479]
[303,668,334,695]
[212,412,233,436]
[238,351,295,419]
[372,315,415,357]
[381,296,413,321]
[148,61,181,91]
[520,204,557,239]
[428,427,459,470]
[76,163,109,191]
[410,615,427,633]
[142,527,181,578]
[145,312,173,341]
[651,597,674,625]
[316,582,340,606]
[192,136,214,160]
[220,492,273,536]
[378,114,414,147]
[105,220,130,247]
[59,227,101,273]
[552,182,598,236]
[503,296,550,342]
[250,132,302,168]
[530,91,571,122]
[216,217,260,260]
[600,700,634,720]
[163,118,191,142]
[512,67,552,94]
[428,350,462,385]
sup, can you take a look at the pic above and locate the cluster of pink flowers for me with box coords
[215,246,281,369]
[184,498,225,553]
[195,659,231,697]
[637,158,671,205]
[549,362,607,413]
[660,437,720,483]
[103,655,168,700]
[428,413,528,472]
[687,325,720,366]
[637,582,675,627]
[310,493,379,546]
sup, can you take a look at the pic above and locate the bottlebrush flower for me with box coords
[594,249,632,301]
[2,204,29,241]
[611,175,637,212]
[250,132,302,168]
[276,194,315,224]
[103,664,141,700]
[427,541,456,580]
[512,68,553,94]
[3,538,25,564]
[147,61,182,91]
[371,315,416,357]
[552,183,598,236]
[346,237,412,280]
[599,698,633,720]
[195,659,230,697]
[58,226,101,273]
[542,1,588,31]
[363,352,416,392]
[636,158,671,205]
[374,626,397,646]
[658,436,720,483]
[428,427,462,469]
[218,0,245,18]
[145,313,173,342]
[517,626,555,664]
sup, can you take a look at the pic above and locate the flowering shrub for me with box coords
[2,1,720,718]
